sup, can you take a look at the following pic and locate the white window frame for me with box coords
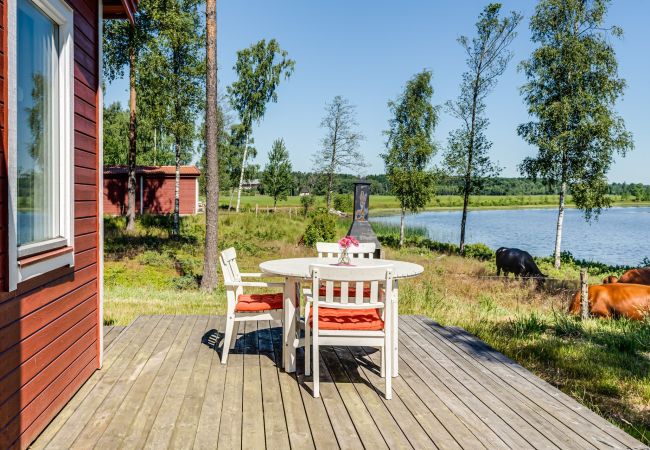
[7,0,75,290]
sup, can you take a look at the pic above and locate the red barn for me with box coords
[0,0,136,447]
[103,165,200,215]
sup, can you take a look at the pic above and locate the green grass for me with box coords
[221,193,650,212]
[103,211,650,445]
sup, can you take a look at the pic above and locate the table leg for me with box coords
[393,280,399,377]
[283,278,298,372]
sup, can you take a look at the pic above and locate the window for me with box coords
[8,0,74,290]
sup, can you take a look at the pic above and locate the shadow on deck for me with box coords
[31,315,646,449]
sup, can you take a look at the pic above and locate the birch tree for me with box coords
[444,3,521,255]
[228,39,294,212]
[383,70,438,247]
[140,0,204,236]
[518,0,633,268]
[312,96,365,209]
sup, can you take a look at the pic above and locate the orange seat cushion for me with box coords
[309,307,384,331]
[236,293,284,312]
[318,286,372,298]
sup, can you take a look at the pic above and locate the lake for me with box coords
[371,206,650,267]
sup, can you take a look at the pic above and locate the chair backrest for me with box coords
[309,263,393,309]
[219,247,241,284]
[316,242,376,259]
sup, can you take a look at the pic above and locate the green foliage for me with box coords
[333,193,353,213]
[518,0,634,222]
[303,208,337,247]
[102,102,130,165]
[383,70,438,214]
[300,195,315,217]
[227,39,295,133]
[312,96,365,207]
[444,4,520,252]
[261,138,294,206]
[463,243,495,261]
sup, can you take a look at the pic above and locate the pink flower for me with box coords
[338,236,360,249]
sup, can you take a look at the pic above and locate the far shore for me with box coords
[370,201,650,216]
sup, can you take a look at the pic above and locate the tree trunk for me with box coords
[554,181,567,269]
[126,38,137,232]
[173,138,181,236]
[399,208,406,247]
[201,0,219,291]
[459,180,471,255]
[460,74,480,256]
[235,135,248,213]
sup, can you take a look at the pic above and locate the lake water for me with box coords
[371,207,650,267]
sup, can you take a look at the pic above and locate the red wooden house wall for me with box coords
[0,0,110,446]
[103,166,200,216]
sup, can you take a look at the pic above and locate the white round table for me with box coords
[260,257,424,375]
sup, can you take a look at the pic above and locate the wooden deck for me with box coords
[31,315,646,450]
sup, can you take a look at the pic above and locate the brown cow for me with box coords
[602,267,650,285]
[569,283,650,320]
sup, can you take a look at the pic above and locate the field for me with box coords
[223,193,650,212]
[104,212,650,444]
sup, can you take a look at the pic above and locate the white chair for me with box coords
[303,264,394,399]
[316,241,376,259]
[220,247,285,364]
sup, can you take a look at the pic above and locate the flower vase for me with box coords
[338,248,351,265]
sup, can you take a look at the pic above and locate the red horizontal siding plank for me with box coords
[75,131,96,154]
[75,166,97,186]
[74,248,95,270]
[75,200,96,219]
[75,182,97,201]
[74,80,96,109]
[74,232,97,254]
[74,149,96,171]
[74,113,96,137]
[75,217,96,236]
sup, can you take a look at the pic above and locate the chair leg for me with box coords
[305,321,311,376]
[380,346,386,378]
[230,321,240,350]
[385,343,392,400]
[312,335,319,398]
[221,316,235,364]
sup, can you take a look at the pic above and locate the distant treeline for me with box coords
[282,173,650,199]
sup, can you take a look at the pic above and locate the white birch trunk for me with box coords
[554,182,567,269]
[399,208,405,247]
[235,134,249,213]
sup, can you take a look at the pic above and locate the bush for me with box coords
[172,275,199,290]
[300,195,315,217]
[303,208,337,247]
[333,194,353,213]
[464,243,494,261]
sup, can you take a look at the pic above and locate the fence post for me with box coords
[580,269,589,320]
[255,204,258,216]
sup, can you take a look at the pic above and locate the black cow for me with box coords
[496,247,547,279]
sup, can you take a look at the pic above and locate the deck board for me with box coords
[31,315,647,450]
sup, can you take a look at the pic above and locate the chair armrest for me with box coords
[240,272,264,278]
[225,281,285,288]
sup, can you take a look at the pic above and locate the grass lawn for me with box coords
[104,212,650,444]
[223,193,650,213]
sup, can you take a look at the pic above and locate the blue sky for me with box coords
[104,0,650,183]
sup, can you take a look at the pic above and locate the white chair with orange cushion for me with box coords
[220,247,285,364]
[316,241,376,259]
[315,241,376,299]
[303,264,394,399]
